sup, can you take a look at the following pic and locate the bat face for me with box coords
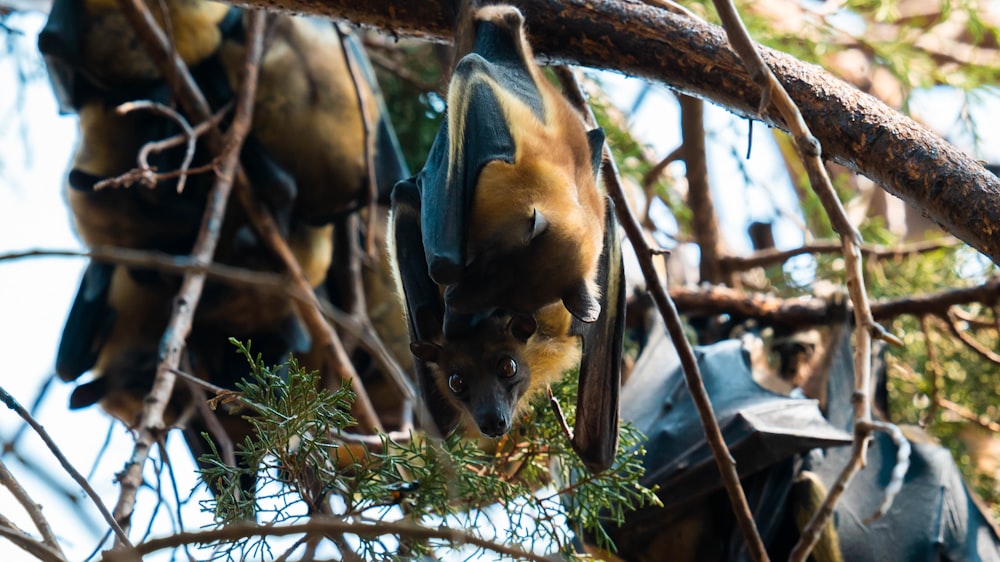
[410,311,537,437]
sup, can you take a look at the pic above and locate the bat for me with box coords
[415,4,608,325]
[590,323,853,560]
[43,0,413,488]
[390,4,624,472]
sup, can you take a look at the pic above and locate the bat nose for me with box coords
[478,411,511,438]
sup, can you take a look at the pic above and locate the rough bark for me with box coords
[228,0,1000,263]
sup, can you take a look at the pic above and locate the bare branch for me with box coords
[0,386,130,547]
[0,458,64,557]
[942,310,1000,366]
[919,316,940,428]
[708,3,904,557]
[0,523,66,562]
[554,66,770,562]
[718,237,961,273]
[118,100,196,193]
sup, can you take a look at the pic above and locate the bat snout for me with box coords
[476,410,511,438]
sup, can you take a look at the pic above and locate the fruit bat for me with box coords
[413,4,608,325]
[390,5,624,471]
[589,323,852,560]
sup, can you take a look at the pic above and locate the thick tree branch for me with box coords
[265,0,1000,263]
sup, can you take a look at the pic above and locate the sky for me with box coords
[1,6,1000,561]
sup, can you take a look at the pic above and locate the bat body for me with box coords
[42,0,412,485]
[391,6,623,471]
[418,5,607,325]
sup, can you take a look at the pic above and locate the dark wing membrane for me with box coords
[56,261,116,381]
[391,179,462,434]
[419,59,516,286]
[570,196,624,473]
[804,331,1000,562]
[622,330,851,511]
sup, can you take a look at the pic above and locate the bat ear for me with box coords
[528,208,549,242]
[410,341,442,363]
[586,128,606,179]
[563,279,601,323]
[508,313,538,342]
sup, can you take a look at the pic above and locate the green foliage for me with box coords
[198,341,659,560]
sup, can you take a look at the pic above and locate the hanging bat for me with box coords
[389,3,624,472]
[416,4,607,325]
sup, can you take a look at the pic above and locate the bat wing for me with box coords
[390,178,462,434]
[417,15,544,286]
[570,196,625,473]
[56,261,117,381]
[37,0,87,113]
[622,328,852,512]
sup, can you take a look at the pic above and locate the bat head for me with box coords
[410,310,538,438]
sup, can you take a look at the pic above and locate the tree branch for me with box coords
[104,518,548,562]
[667,277,1000,326]
[718,237,960,273]
[0,458,64,558]
[0,386,130,548]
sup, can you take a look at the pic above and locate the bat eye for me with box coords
[497,356,517,378]
[448,373,466,395]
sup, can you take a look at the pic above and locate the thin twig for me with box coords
[0,523,66,562]
[0,458,64,557]
[641,144,683,224]
[105,517,549,562]
[553,66,770,562]
[118,100,197,193]
[0,386,131,548]
[545,386,575,444]
[708,0,908,555]
[109,9,268,538]
[942,310,1000,365]
[1,373,55,459]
